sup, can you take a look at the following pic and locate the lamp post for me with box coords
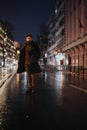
[2,37,7,67]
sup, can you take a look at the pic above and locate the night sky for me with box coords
[0,0,57,44]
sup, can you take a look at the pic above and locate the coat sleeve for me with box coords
[29,43,41,64]
[34,43,41,59]
[16,47,26,73]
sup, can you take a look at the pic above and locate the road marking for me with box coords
[69,84,87,94]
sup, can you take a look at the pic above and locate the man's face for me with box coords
[26,36,32,42]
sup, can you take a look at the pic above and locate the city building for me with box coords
[62,0,87,75]
[46,0,65,70]
[0,20,16,67]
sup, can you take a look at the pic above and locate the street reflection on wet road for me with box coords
[0,70,87,129]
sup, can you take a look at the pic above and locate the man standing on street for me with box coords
[17,34,41,93]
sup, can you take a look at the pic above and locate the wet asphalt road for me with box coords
[0,70,87,130]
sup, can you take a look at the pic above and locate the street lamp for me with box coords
[2,37,7,67]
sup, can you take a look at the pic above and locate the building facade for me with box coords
[62,0,87,75]
[47,0,65,70]
[0,20,16,67]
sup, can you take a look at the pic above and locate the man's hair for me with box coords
[26,34,32,38]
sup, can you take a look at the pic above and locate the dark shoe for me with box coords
[32,89,36,94]
[26,88,32,93]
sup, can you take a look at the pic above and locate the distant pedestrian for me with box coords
[17,34,41,93]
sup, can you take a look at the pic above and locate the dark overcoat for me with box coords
[17,41,41,74]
